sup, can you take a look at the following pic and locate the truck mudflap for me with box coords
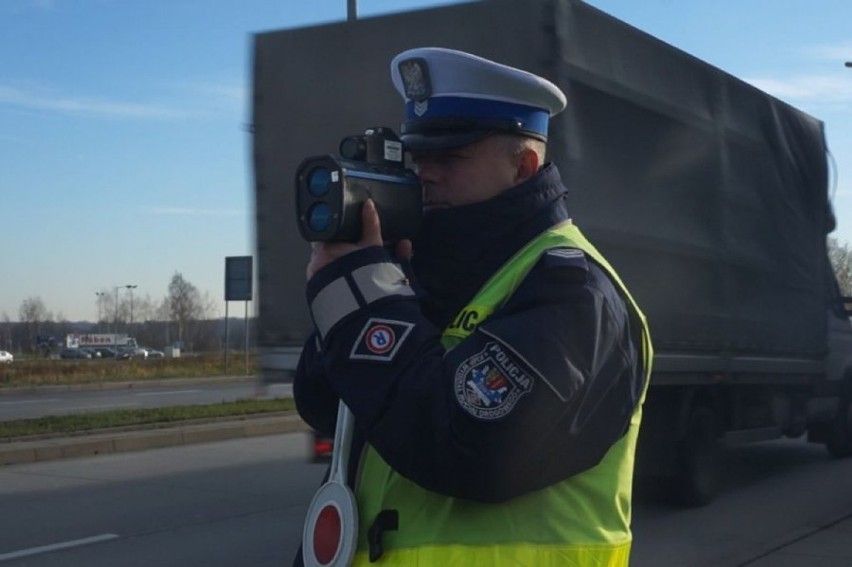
[806,397,842,422]
[675,406,722,507]
[825,400,852,458]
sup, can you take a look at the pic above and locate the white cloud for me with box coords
[739,41,852,107]
[167,79,248,115]
[145,207,244,217]
[0,84,186,119]
[0,74,247,121]
[804,40,852,62]
[188,82,246,105]
[743,74,852,104]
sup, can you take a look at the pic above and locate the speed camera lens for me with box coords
[307,168,332,197]
[307,202,333,233]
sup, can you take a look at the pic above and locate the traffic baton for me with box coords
[302,401,358,566]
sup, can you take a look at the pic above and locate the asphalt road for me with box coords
[1,433,851,566]
[632,438,852,566]
[0,380,293,420]
[0,432,319,566]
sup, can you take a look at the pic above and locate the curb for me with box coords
[0,412,310,466]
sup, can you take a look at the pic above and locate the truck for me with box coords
[66,333,138,349]
[250,0,852,505]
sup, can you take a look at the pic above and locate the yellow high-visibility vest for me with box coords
[354,220,653,566]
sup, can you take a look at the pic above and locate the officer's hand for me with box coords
[306,199,384,280]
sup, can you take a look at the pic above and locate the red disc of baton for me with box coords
[303,481,358,566]
[313,503,342,564]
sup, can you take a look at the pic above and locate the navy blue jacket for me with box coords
[294,164,644,503]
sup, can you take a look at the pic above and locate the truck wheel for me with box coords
[674,407,720,507]
[826,401,852,459]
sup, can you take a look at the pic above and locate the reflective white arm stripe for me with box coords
[311,277,359,339]
[310,262,415,339]
[352,263,415,303]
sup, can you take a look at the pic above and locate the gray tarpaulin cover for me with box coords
[252,0,832,358]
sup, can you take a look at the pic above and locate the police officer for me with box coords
[295,47,652,565]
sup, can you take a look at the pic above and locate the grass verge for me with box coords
[0,354,258,388]
[1,397,296,440]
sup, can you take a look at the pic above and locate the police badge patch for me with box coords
[350,318,414,362]
[398,57,431,102]
[454,342,534,420]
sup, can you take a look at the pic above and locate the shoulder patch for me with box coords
[538,248,589,285]
[454,342,534,421]
[541,247,588,271]
[350,318,414,362]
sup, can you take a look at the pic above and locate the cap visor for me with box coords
[401,130,493,152]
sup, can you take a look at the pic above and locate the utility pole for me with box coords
[113,286,120,347]
[125,284,138,333]
[95,292,106,332]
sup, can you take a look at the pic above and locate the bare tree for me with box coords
[95,288,121,331]
[18,297,51,353]
[199,290,217,319]
[153,297,172,347]
[133,294,156,324]
[194,290,219,350]
[167,272,214,350]
[829,237,852,296]
[125,294,162,348]
[1,312,11,351]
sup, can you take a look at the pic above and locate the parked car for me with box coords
[60,348,92,359]
[117,347,147,360]
[80,348,101,358]
[145,348,165,359]
[93,347,118,358]
[0,350,13,363]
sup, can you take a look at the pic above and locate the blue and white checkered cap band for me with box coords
[404,96,550,138]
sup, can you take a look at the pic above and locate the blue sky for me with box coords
[1,0,851,322]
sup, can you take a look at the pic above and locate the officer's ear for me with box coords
[514,146,541,184]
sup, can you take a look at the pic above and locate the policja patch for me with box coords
[454,342,534,420]
[350,318,415,362]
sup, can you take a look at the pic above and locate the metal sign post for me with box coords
[224,256,253,374]
[224,301,230,371]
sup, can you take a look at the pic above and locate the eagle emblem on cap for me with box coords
[398,58,431,102]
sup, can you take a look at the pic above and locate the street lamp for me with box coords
[114,286,121,339]
[125,285,138,332]
[95,292,106,331]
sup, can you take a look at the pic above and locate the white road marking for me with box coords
[0,533,119,562]
[133,389,202,397]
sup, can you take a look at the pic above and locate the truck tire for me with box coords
[826,400,852,459]
[674,407,720,507]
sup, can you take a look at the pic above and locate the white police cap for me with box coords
[390,47,566,151]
